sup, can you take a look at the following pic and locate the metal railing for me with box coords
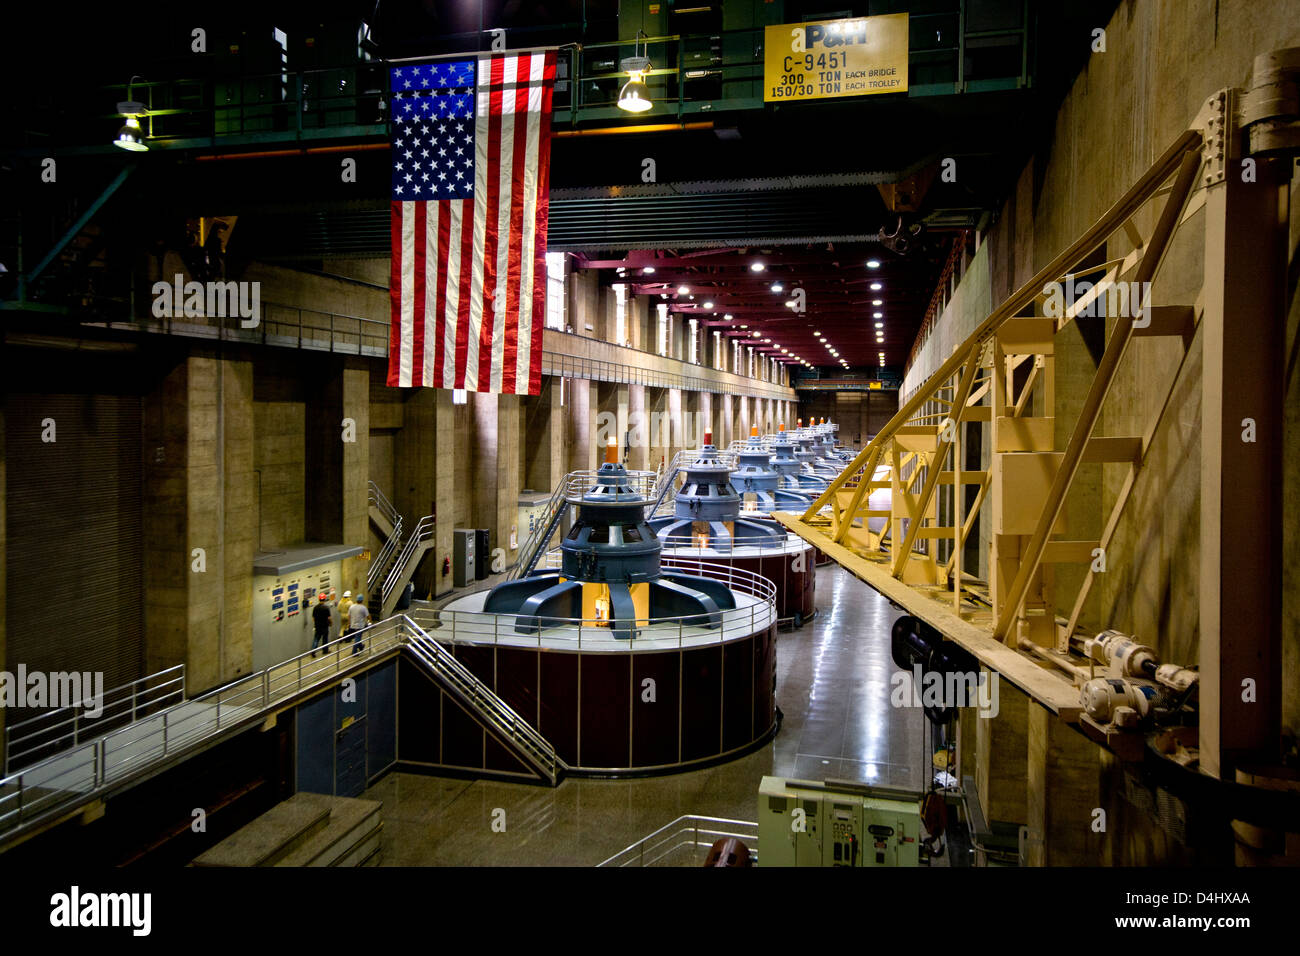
[367,480,400,531]
[0,549,778,839]
[3,665,186,775]
[403,621,559,784]
[427,556,778,650]
[367,480,404,595]
[60,7,1029,152]
[381,515,435,613]
[0,620,407,837]
[0,612,567,838]
[510,481,570,581]
[597,815,759,867]
[93,299,389,356]
[540,345,795,402]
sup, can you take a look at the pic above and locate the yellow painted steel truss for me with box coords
[775,127,1211,720]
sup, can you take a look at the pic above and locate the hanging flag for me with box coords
[387,50,557,394]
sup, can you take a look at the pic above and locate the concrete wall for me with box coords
[253,399,305,550]
[903,0,1300,862]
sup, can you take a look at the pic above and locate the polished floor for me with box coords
[363,563,926,865]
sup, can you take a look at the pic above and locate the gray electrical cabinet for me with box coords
[758,776,924,867]
[453,529,476,588]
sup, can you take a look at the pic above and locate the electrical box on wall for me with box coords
[453,529,476,588]
[252,560,342,672]
[757,776,923,867]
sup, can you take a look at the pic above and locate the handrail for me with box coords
[523,552,778,613]
[0,551,778,841]
[3,665,186,775]
[0,619,408,840]
[367,480,400,529]
[368,511,404,594]
[381,515,435,607]
[510,467,659,582]
[509,481,569,581]
[402,618,559,784]
[0,612,568,839]
[596,815,759,867]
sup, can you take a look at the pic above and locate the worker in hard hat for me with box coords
[310,592,332,656]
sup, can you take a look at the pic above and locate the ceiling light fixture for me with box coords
[770,282,783,293]
[702,300,714,309]
[677,285,689,295]
[870,282,882,291]
[750,262,765,272]
[872,299,882,306]
[114,77,150,152]
[866,259,880,268]
[617,33,654,113]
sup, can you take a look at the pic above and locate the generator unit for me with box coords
[758,776,924,867]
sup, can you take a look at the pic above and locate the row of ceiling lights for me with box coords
[620,257,888,371]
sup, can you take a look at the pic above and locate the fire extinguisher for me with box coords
[442,556,451,576]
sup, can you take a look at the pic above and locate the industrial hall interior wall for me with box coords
[893,0,1300,864]
[0,259,800,712]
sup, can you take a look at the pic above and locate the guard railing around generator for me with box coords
[423,556,778,651]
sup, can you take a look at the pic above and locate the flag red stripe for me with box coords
[432,204,451,388]
[454,196,474,389]
[411,201,427,386]
[501,54,530,394]
[530,53,556,394]
[478,57,506,392]
[387,201,404,387]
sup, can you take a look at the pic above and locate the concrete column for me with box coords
[616,383,630,463]
[628,383,649,472]
[738,395,750,439]
[547,377,568,489]
[719,393,733,447]
[306,359,370,598]
[567,378,596,473]
[394,388,436,596]
[433,389,458,596]
[668,388,684,463]
[521,378,565,493]
[470,392,523,563]
[683,390,701,450]
[974,668,1029,830]
[699,392,714,445]
[1026,701,1103,865]
[144,354,254,694]
[648,386,669,471]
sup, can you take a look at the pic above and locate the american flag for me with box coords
[387,51,557,394]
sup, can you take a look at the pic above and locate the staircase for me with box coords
[366,481,434,620]
[508,481,570,581]
[380,516,435,617]
[648,449,691,517]
[404,621,560,784]
[367,480,400,541]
